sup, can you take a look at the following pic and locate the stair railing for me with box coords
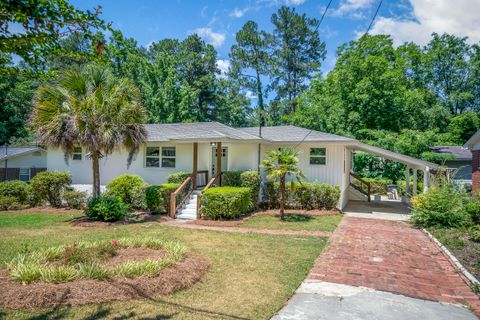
[170,175,193,218]
[349,172,371,202]
[196,172,220,219]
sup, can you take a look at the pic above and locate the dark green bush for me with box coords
[29,171,72,207]
[63,190,87,209]
[106,174,147,209]
[145,183,181,214]
[466,200,480,225]
[470,226,480,242]
[263,181,340,210]
[168,172,191,184]
[85,194,128,222]
[355,178,392,195]
[0,195,24,210]
[397,180,424,196]
[0,180,28,203]
[222,171,243,187]
[410,183,468,228]
[200,186,252,220]
[240,171,260,204]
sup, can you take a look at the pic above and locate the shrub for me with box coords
[28,171,72,207]
[0,180,28,203]
[200,186,252,220]
[25,184,43,207]
[240,171,260,204]
[222,171,243,187]
[263,181,340,210]
[106,174,148,209]
[466,200,480,225]
[359,178,392,195]
[397,180,424,196]
[0,195,24,210]
[168,171,190,184]
[145,183,181,214]
[84,195,128,222]
[410,183,468,228]
[63,190,87,209]
[470,226,480,242]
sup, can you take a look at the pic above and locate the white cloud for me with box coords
[369,0,480,46]
[216,59,231,76]
[256,0,306,6]
[245,90,258,100]
[330,0,373,18]
[192,27,226,48]
[230,7,248,18]
[285,0,305,5]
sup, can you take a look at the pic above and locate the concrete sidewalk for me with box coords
[273,280,477,320]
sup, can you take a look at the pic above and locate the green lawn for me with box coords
[0,211,328,319]
[241,214,343,232]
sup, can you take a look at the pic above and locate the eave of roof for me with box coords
[0,146,43,161]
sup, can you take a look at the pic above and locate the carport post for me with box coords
[405,166,410,195]
[412,169,418,196]
[423,167,430,192]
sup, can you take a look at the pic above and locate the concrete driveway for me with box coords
[273,216,479,320]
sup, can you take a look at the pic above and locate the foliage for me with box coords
[28,171,72,207]
[0,180,28,203]
[145,183,181,214]
[241,214,342,232]
[240,170,261,205]
[167,171,191,184]
[30,64,148,196]
[263,182,340,210]
[410,182,468,228]
[106,174,148,209]
[466,200,480,225]
[261,147,304,219]
[0,196,24,211]
[200,186,253,220]
[63,190,87,209]
[7,238,186,284]
[397,180,424,196]
[470,226,480,242]
[84,195,128,222]
[222,171,243,187]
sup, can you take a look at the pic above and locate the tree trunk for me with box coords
[256,70,265,127]
[92,153,101,197]
[279,175,286,220]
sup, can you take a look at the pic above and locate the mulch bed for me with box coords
[255,209,342,216]
[70,212,170,227]
[0,253,208,310]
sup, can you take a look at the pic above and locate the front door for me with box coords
[211,146,228,176]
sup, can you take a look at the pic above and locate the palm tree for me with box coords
[31,64,147,196]
[262,147,304,220]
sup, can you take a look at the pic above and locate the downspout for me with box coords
[3,144,8,182]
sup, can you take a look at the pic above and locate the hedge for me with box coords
[200,186,252,220]
[221,170,260,205]
[263,181,340,210]
[0,180,28,204]
[168,172,191,184]
[28,171,72,207]
[106,174,148,209]
[145,183,180,214]
[358,178,392,195]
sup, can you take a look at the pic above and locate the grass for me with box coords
[0,211,82,228]
[241,214,343,232]
[0,210,328,319]
[430,227,480,281]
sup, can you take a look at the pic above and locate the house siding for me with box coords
[472,150,480,196]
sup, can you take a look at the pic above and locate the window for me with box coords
[162,147,176,168]
[145,147,160,167]
[72,147,82,160]
[310,148,326,165]
[19,168,30,182]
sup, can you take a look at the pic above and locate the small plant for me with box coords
[28,171,72,207]
[0,195,24,210]
[240,171,261,205]
[466,200,480,225]
[85,194,129,222]
[63,189,87,209]
[106,174,148,209]
[145,185,163,213]
[470,225,480,242]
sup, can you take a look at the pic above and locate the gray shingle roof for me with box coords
[0,146,42,161]
[430,146,472,161]
[145,122,262,142]
[238,126,355,143]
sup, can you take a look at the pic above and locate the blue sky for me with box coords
[71,0,480,75]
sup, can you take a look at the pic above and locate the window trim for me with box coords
[72,146,82,161]
[19,168,31,182]
[310,147,327,165]
[145,146,160,168]
[161,146,176,168]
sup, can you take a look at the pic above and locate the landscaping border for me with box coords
[422,228,480,288]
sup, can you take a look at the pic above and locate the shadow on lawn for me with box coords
[282,214,312,223]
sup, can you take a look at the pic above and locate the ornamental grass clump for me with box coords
[7,238,187,284]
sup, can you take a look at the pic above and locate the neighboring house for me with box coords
[46,122,438,209]
[0,146,47,182]
[464,131,480,195]
[430,146,472,187]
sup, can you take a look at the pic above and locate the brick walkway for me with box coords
[309,217,480,316]
[164,220,333,237]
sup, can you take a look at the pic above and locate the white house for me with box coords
[46,122,437,215]
[1,146,47,182]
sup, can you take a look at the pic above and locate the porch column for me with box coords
[405,166,410,195]
[423,167,430,192]
[216,142,222,185]
[412,169,418,196]
[192,142,198,189]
